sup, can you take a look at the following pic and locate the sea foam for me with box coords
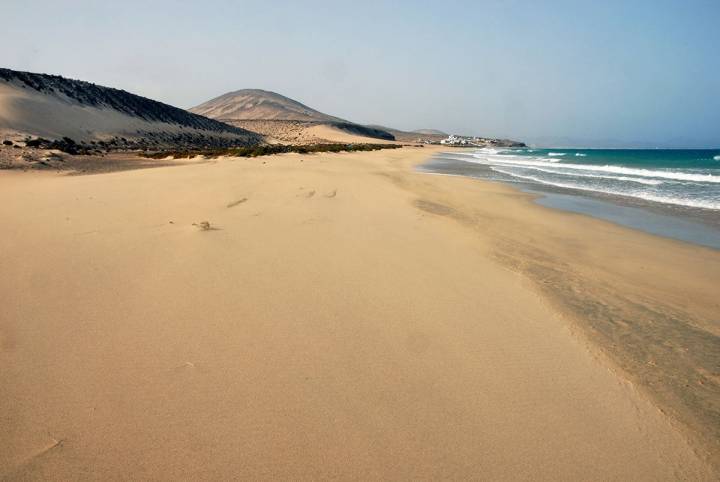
[507,165,664,185]
[470,154,720,183]
[489,167,720,210]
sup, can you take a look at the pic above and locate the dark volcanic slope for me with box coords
[0,68,264,149]
[0,68,250,135]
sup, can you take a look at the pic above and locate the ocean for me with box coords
[419,148,720,249]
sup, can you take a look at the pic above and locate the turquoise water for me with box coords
[529,190,720,250]
[441,148,720,210]
[419,148,720,249]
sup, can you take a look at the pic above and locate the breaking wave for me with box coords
[490,167,720,210]
[468,154,720,183]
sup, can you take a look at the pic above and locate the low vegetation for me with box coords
[24,136,97,155]
[16,133,265,155]
[139,143,405,159]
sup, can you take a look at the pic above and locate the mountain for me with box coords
[190,90,394,143]
[0,68,261,149]
[367,125,447,143]
[189,89,344,123]
[411,129,447,136]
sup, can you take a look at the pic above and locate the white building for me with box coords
[440,135,468,145]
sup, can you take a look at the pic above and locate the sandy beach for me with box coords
[1,146,718,480]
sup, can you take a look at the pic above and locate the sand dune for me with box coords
[0,69,259,147]
[304,124,395,144]
[0,82,160,141]
[213,119,396,145]
[1,147,716,479]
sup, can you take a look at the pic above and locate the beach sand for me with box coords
[1,147,718,479]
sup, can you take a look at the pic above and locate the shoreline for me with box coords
[419,150,720,250]
[411,150,720,466]
[527,187,720,250]
[2,147,718,478]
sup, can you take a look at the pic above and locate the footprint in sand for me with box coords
[325,189,337,198]
[12,432,65,474]
[168,361,202,376]
[227,198,248,208]
[192,221,220,231]
[305,190,316,198]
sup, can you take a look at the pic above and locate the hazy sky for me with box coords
[3,0,719,147]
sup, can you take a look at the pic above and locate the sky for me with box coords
[2,0,719,147]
